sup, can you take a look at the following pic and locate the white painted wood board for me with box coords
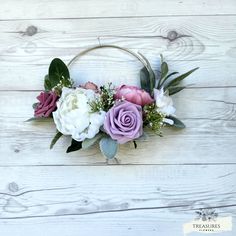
[0,0,235,235]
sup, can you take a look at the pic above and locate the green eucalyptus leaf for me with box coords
[140,67,151,93]
[161,61,169,80]
[159,72,179,89]
[99,137,118,159]
[82,133,102,149]
[160,54,164,63]
[138,52,155,94]
[165,67,199,89]
[140,67,155,94]
[50,131,63,149]
[167,116,186,129]
[168,86,186,95]
[66,139,82,153]
[157,55,169,88]
[149,68,156,93]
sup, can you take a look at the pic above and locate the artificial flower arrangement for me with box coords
[28,45,198,159]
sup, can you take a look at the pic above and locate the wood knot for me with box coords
[25,25,38,36]
[8,182,19,192]
[14,148,20,153]
[167,30,178,41]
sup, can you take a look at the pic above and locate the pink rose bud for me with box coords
[80,81,99,92]
[34,91,58,118]
[115,85,154,106]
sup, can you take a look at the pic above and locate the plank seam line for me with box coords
[1,86,235,92]
[1,204,236,220]
[1,14,236,21]
[0,163,236,167]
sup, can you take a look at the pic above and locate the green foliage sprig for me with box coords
[44,58,73,95]
[156,55,199,95]
[143,103,165,135]
[89,83,115,112]
[139,54,198,130]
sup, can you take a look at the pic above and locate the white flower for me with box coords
[154,88,176,125]
[53,87,105,141]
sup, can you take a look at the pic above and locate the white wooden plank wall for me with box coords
[0,1,235,235]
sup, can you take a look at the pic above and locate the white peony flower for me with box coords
[53,87,105,141]
[154,88,176,125]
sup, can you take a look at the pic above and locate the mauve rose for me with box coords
[80,81,99,92]
[115,85,153,106]
[104,101,143,144]
[34,91,58,117]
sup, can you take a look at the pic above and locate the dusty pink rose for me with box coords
[34,91,58,117]
[115,85,153,106]
[80,81,99,92]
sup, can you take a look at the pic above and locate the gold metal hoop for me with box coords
[67,44,155,93]
[67,44,150,72]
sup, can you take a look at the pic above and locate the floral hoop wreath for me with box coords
[28,45,198,160]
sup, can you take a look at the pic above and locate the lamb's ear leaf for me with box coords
[66,139,82,153]
[50,131,63,149]
[25,117,53,122]
[82,133,103,149]
[99,137,118,159]
[167,116,186,129]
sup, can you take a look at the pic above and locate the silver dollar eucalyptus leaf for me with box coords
[99,137,118,159]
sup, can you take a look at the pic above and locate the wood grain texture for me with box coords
[0,16,236,89]
[1,0,236,20]
[0,88,235,165]
[0,165,235,236]
[0,0,236,235]
[0,215,235,236]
